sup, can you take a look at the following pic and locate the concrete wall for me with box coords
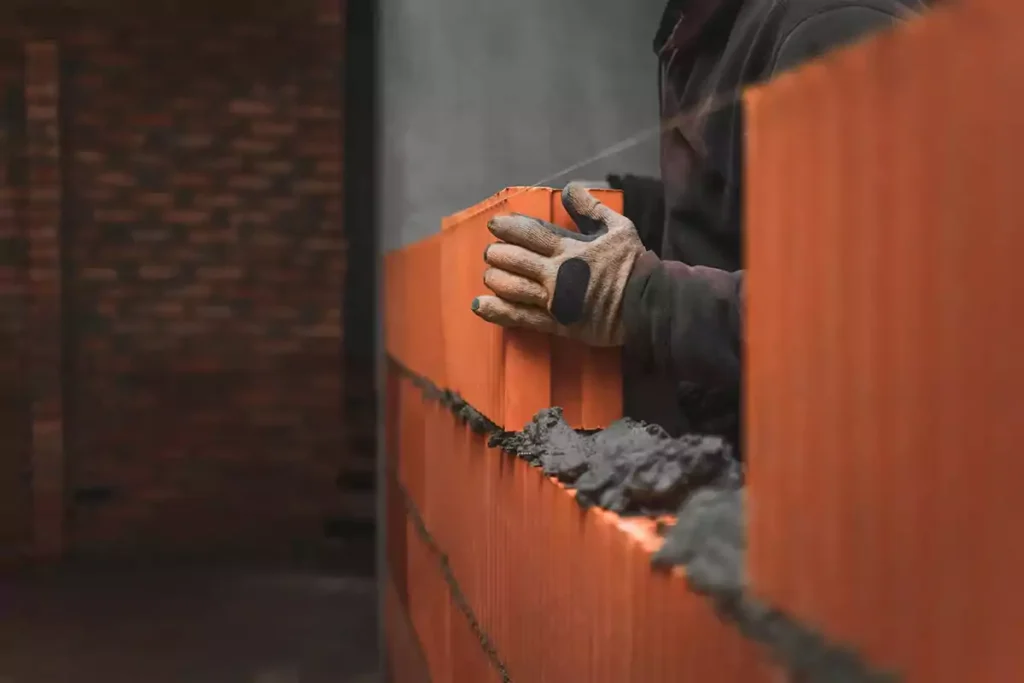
[378,0,665,250]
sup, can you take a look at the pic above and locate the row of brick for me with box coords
[385,364,776,683]
[385,463,505,683]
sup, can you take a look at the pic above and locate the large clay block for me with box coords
[384,363,402,473]
[385,578,431,683]
[397,374,427,514]
[437,424,501,635]
[420,399,455,549]
[441,187,553,427]
[489,453,767,683]
[385,470,409,608]
[745,7,1023,682]
[389,487,504,683]
[448,594,505,683]
[405,513,453,682]
[383,250,405,361]
[551,189,625,429]
[441,186,624,430]
[384,234,446,384]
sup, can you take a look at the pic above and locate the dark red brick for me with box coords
[129,113,174,127]
[97,171,136,187]
[0,10,363,562]
[196,266,243,281]
[138,265,179,280]
[228,99,274,116]
[163,210,211,225]
[227,175,272,190]
[232,139,278,154]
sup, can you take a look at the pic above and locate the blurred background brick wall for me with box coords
[0,1,375,564]
[0,45,31,557]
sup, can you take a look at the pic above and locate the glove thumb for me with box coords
[561,182,618,236]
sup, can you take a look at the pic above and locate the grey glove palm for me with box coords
[471,183,645,347]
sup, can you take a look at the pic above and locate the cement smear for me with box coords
[490,407,742,515]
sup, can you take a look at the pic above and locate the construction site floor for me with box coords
[0,564,380,683]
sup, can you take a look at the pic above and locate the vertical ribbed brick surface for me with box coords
[438,186,623,431]
[745,5,1023,681]
[24,40,64,559]
[384,366,769,683]
[384,233,445,384]
[385,576,432,683]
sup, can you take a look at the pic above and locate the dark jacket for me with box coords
[618,0,924,436]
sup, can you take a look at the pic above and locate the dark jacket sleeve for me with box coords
[621,5,910,388]
[622,252,744,389]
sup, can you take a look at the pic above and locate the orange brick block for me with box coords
[427,408,769,683]
[385,578,431,683]
[551,193,627,428]
[405,513,452,682]
[383,250,405,362]
[441,186,624,430]
[384,233,446,384]
[387,479,504,683]
[397,373,427,514]
[385,468,409,609]
[449,596,504,683]
[745,6,1024,682]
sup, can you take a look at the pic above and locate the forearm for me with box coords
[621,252,744,389]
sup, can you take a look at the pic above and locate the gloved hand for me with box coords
[471,182,645,347]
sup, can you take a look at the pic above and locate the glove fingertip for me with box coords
[566,182,608,215]
[561,182,589,209]
[562,183,610,236]
[471,295,504,321]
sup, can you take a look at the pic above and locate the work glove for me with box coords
[471,182,645,347]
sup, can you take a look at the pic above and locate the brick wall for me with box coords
[0,3,373,560]
[25,40,65,559]
[0,45,31,555]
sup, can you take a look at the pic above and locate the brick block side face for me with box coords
[61,20,348,554]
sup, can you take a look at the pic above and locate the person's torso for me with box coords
[655,0,775,271]
[637,0,921,441]
[654,0,923,270]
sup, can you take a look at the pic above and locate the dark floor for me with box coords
[0,566,380,683]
